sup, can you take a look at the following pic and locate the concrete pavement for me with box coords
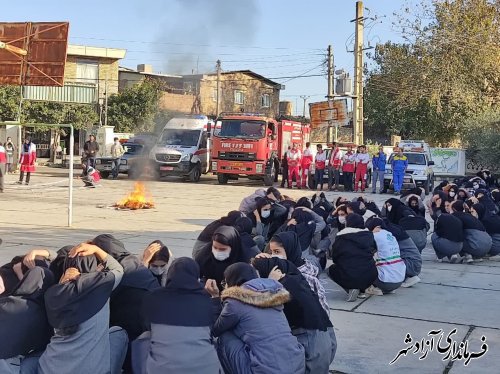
[0,167,499,373]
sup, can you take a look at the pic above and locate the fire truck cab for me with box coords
[211,113,309,186]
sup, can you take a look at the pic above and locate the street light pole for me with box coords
[300,95,310,117]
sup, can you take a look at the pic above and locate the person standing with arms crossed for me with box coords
[301,142,313,189]
[111,137,125,180]
[392,147,408,195]
[287,143,301,189]
[328,142,342,191]
[4,137,15,173]
[354,145,370,193]
[83,134,99,169]
[371,145,387,194]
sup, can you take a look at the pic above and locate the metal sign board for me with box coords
[0,22,69,86]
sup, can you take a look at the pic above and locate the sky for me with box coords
[3,0,415,115]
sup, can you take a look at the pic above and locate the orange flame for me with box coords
[115,182,155,210]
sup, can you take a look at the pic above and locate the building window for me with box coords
[183,82,194,94]
[234,90,245,105]
[261,94,271,108]
[75,60,98,84]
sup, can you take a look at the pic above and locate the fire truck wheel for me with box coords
[217,173,229,184]
[189,164,202,182]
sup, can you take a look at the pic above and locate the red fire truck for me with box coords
[211,113,310,185]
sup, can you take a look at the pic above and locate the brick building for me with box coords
[119,65,283,117]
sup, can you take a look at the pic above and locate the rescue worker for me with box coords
[354,145,370,193]
[328,142,342,191]
[342,145,356,192]
[287,143,301,189]
[301,142,313,189]
[391,147,408,195]
[314,144,327,191]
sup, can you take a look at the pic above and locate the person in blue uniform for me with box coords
[391,148,408,194]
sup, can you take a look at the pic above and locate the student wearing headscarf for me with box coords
[234,217,260,255]
[458,188,470,202]
[367,217,421,288]
[195,226,259,290]
[268,232,329,314]
[474,189,499,215]
[406,195,426,217]
[38,242,128,374]
[365,218,406,295]
[249,197,273,250]
[0,267,54,363]
[446,184,459,202]
[328,213,378,301]
[139,258,221,374]
[193,211,245,257]
[451,201,492,263]
[428,191,448,221]
[252,257,336,374]
[471,203,500,260]
[492,189,500,213]
[91,234,158,373]
[212,263,305,374]
[141,240,173,287]
[431,211,464,263]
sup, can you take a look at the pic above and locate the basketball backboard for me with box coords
[0,22,69,86]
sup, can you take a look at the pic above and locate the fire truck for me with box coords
[211,113,310,185]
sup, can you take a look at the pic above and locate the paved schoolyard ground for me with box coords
[0,167,499,373]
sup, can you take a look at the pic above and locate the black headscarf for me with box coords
[474,190,499,214]
[0,267,55,359]
[197,211,244,242]
[365,216,384,232]
[1,255,49,296]
[271,232,305,267]
[92,234,157,290]
[23,138,32,153]
[288,208,316,252]
[143,257,214,327]
[380,219,411,241]
[452,211,486,231]
[347,201,366,216]
[296,197,313,209]
[253,197,273,225]
[45,254,116,329]
[48,245,75,282]
[224,262,258,287]
[473,203,500,235]
[235,217,259,254]
[194,226,245,289]
[385,198,413,224]
[346,213,365,229]
[407,196,422,216]
[252,257,331,331]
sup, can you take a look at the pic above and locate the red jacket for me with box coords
[0,146,6,164]
[301,148,313,169]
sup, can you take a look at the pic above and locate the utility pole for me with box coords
[352,1,364,145]
[300,95,310,117]
[104,79,108,127]
[216,60,221,117]
[327,45,334,99]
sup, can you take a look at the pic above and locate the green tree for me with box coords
[107,79,162,133]
[463,110,500,172]
[364,0,500,145]
[0,85,21,121]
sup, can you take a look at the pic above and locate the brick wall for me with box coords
[159,92,197,113]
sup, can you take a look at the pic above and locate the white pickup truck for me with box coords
[384,141,435,194]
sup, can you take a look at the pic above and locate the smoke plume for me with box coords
[155,0,260,74]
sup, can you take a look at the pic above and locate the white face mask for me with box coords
[271,254,286,260]
[473,183,479,190]
[338,216,346,224]
[387,206,392,212]
[449,191,456,197]
[150,265,167,276]
[212,248,231,261]
[261,210,271,219]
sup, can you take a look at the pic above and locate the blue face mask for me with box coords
[261,210,271,219]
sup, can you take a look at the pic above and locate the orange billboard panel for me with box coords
[0,22,69,86]
[309,99,348,129]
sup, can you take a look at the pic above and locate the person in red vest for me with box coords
[342,145,356,192]
[328,142,343,191]
[17,137,36,186]
[300,142,313,189]
[314,144,327,191]
[0,144,6,192]
[354,145,370,192]
[287,143,301,189]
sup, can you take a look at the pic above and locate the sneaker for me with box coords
[365,285,383,296]
[15,181,22,184]
[25,182,29,185]
[464,254,474,264]
[346,289,360,302]
[488,254,500,261]
[401,276,421,288]
[436,257,443,263]
[473,257,483,262]
[450,254,463,264]
[357,293,367,299]
[372,191,377,194]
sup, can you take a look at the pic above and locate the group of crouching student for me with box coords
[2,181,499,374]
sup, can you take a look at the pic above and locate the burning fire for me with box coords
[115,182,155,210]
